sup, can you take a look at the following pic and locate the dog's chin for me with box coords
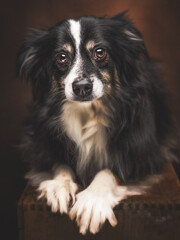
[67,94,101,103]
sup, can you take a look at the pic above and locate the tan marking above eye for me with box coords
[86,40,96,51]
[62,43,73,52]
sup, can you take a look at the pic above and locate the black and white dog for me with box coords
[16,12,177,234]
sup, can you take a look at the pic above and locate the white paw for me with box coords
[69,183,143,235]
[38,179,78,214]
[69,186,118,234]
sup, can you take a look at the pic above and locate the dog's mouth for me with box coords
[72,95,95,102]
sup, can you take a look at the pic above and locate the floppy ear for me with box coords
[16,29,55,96]
[16,29,47,79]
[112,11,145,44]
[111,10,129,21]
[16,28,56,96]
[109,13,150,86]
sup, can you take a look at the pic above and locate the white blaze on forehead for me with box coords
[64,20,82,99]
[69,20,81,48]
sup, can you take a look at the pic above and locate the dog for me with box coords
[16,12,177,234]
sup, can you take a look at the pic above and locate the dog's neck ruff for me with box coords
[61,101,109,172]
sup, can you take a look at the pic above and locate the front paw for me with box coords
[38,179,78,214]
[69,183,145,235]
[69,188,118,235]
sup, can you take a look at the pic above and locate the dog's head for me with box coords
[16,12,148,103]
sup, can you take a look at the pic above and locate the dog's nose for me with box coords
[73,79,93,98]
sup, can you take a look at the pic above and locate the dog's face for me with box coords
[56,19,111,102]
[16,13,147,104]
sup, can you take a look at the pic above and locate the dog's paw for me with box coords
[38,179,78,214]
[69,186,120,235]
[69,183,144,235]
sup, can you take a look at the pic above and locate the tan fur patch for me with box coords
[101,71,111,82]
[62,43,73,52]
[86,40,95,51]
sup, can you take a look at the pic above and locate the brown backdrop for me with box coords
[0,0,180,239]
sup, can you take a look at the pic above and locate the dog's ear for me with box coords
[111,10,129,21]
[110,13,150,85]
[112,12,149,59]
[112,11,145,44]
[16,28,56,89]
[16,29,47,80]
[16,28,57,97]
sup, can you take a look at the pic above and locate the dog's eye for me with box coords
[56,53,68,64]
[94,48,106,60]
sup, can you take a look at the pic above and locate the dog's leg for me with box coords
[26,165,78,214]
[69,169,145,235]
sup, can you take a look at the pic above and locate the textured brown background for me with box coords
[0,0,180,239]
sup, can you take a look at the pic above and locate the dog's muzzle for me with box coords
[72,78,93,99]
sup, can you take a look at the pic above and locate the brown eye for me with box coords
[56,53,67,64]
[94,48,106,60]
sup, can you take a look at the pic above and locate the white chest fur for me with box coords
[61,102,108,170]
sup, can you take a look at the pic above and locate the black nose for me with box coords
[73,79,93,98]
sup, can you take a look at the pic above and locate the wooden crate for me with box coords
[18,164,180,240]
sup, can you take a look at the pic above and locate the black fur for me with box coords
[16,12,178,186]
